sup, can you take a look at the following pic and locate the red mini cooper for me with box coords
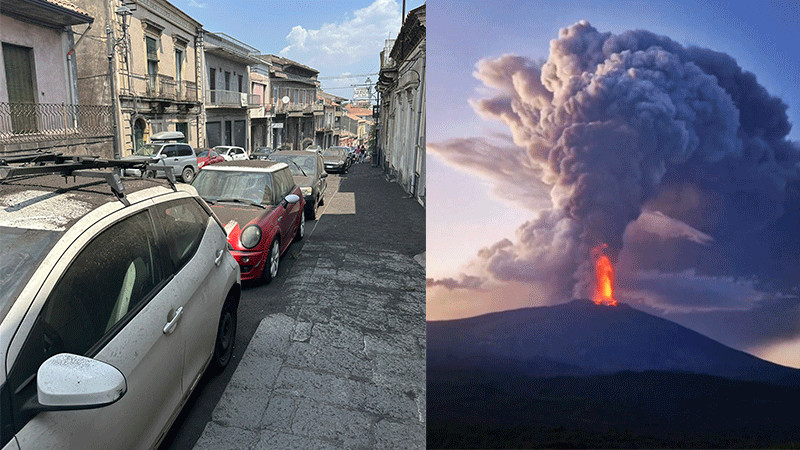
[192,160,305,282]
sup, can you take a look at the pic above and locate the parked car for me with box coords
[125,141,199,182]
[213,146,248,161]
[0,154,241,449]
[322,146,350,173]
[196,148,225,168]
[250,147,274,160]
[267,150,327,220]
[191,160,305,283]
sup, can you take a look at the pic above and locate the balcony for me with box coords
[271,102,315,115]
[119,73,201,105]
[206,90,260,108]
[0,102,112,145]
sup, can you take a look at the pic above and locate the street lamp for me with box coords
[107,5,132,159]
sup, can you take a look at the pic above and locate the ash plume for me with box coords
[431,20,800,301]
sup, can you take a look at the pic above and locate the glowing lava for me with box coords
[592,244,617,306]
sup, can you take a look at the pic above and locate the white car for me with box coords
[0,154,240,449]
[213,145,248,161]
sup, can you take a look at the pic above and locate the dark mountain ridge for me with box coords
[428,298,800,385]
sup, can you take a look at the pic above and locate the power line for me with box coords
[318,72,377,80]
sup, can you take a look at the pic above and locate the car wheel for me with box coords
[181,166,195,183]
[295,211,305,241]
[261,237,280,283]
[318,194,324,206]
[144,169,156,178]
[210,294,237,373]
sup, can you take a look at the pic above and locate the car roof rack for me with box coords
[0,152,177,207]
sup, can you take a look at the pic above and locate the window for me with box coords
[175,48,184,84]
[224,71,231,91]
[8,210,163,432]
[209,68,216,103]
[273,87,278,104]
[163,145,177,157]
[154,199,208,271]
[146,36,159,91]
[238,74,243,93]
[177,145,193,157]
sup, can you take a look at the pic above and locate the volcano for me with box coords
[427,299,800,385]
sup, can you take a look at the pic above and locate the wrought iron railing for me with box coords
[272,102,314,114]
[0,102,112,144]
[206,90,260,107]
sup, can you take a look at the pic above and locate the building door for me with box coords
[134,118,146,151]
[224,121,232,145]
[206,121,221,147]
[175,122,188,142]
[234,120,245,148]
[2,43,37,133]
[209,68,216,103]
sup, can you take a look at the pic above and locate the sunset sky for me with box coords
[427,0,800,368]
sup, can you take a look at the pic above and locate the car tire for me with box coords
[144,170,156,178]
[261,237,280,284]
[318,195,324,206]
[295,211,305,241]
[210,294,237,373]
[181,166,195,183]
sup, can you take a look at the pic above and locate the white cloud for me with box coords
[187,0,208,8]
[280,0,401,68]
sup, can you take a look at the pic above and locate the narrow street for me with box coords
[161,162,425,448]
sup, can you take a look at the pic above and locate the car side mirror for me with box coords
[320,173,328,178]
[159,153,168,159]
[283,194,300,207]
[36,354,126,411]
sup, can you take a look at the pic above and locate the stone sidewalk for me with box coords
[194,165,425,449]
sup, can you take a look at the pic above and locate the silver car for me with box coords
[126,142,200,182]
[0,155,240,449]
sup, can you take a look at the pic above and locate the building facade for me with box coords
[376,4,426,206]
[249,59,271,150]
[73,0,204,156]
[257,55,319,150]
[202,32,260,149]
[0,0,106,156]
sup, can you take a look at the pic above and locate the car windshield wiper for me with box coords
[214,198,266,209]
[286,159,306,176]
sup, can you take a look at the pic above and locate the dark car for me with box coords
[250,147,274,160]
[191,160,305,283]
[267,150,328,220]
[322,146,350,173]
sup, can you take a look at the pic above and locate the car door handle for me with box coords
[214,249,224,266]
[163,306,184,334]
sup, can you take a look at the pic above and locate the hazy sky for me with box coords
[427,0,800,368]
[177,0,424,95]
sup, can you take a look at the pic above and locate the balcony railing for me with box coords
[272,102,314,114]
[123,73,199,103]
[206,90,260,108]
[0,102,112,144]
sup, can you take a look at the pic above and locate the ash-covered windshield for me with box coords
[192,170,275,205]
[0,226,61,322]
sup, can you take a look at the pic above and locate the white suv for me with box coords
[0,154,240,449]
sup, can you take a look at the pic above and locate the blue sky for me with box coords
[427,1,800,368]
[178,0,425,94]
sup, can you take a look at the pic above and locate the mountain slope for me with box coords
[427,299,799,384]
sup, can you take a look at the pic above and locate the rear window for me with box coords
[178,146,193,157]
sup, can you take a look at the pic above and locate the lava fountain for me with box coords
[591,244,617,306]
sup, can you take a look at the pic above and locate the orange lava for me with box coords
[592,244,618,306]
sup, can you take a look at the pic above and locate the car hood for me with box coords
[294,175,315,187]
[209,203,275,234]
